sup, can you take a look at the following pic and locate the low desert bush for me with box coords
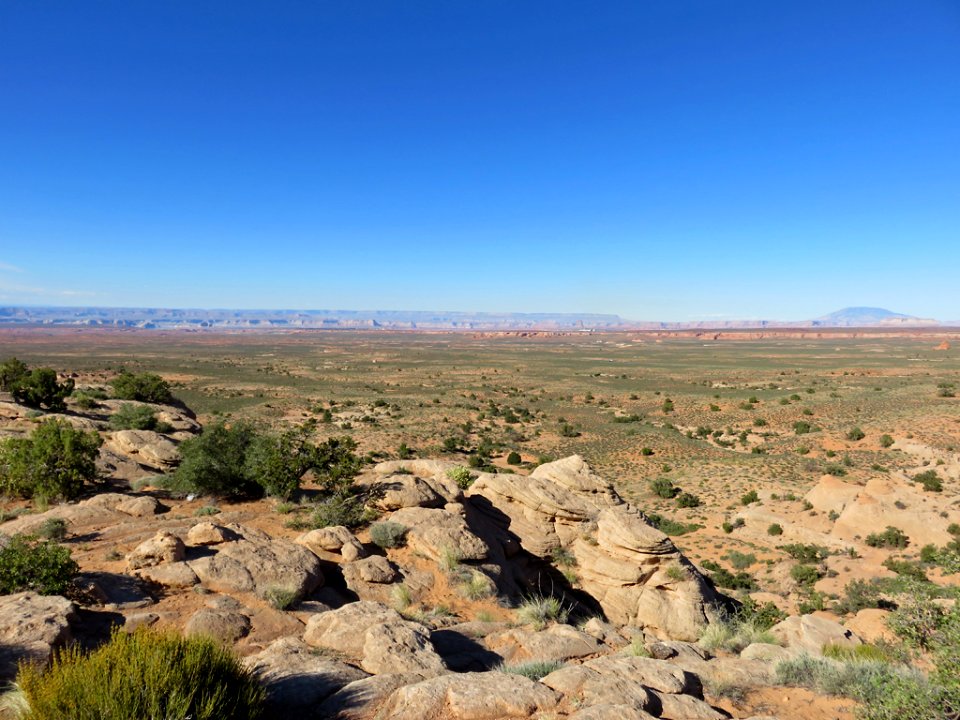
[516,595,569,630]
[109,371,174,404]
[446,466,473,489]
[261,585,299,611]
[15,627,265,720]
[497,659,564,680]
[865,526,910,549]
[108,403,171,432]
[37,518,68,542]
[459,572,495,600]
[699,616,777,654]
[0,535,78,595]
[369,521,408,549]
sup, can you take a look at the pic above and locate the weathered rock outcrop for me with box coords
[387,506,490,562]
[374,671,560,720]
[106,429,179,470]
[769,614,861,656]
[303,601,446,676]
[187,524,323,599]
[0,593,77,680]
[246,636,369,712]
[469,456,723,639]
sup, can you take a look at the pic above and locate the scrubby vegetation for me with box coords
[171,423,359,501]
[109,371,174,404]
[0,535,78,595]
[0,419,102,501]
[1,358,74,411]
[15,627,265,720]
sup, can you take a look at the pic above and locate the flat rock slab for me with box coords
[375,671,560,720]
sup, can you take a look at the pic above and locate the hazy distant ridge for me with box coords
[0,306,945,330]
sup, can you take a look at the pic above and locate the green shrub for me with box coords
[650,478,679,499]
[880,434,895,448]
[700,616,776,653]
[0,535,78,595]
[516,595,569,630]
[369,521,408,548]
[108,403,162,431]
[262,585,299,610]
[645,512,701,536]
[865,526,910,549]
[174,422,358,501]
[790,563,823,586]
[497,659,564,680]
[847,427,866,441]
[741,490,759,505]
[245,427,329,500]
[307,491,371,529]
[726,551,757,570]
[700,560,756,590]
[0,419,102,501]
[0,357,29,391]
[459,572,495,600]
[768,523,783,536]
[7,364,75,412]
[506,451,522,465]
[676,492,701,508]
[172,421,261,498]
[793,421,813,435]
[37,518,68,542]
[16,627,265,720]
[446,465,473,489]
[780,544,831,563]
[109,371,173,404]
[913,470,943,493]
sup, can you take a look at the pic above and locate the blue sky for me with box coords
[1,1,958,321]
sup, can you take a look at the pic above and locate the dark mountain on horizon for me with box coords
[0,305,947,330]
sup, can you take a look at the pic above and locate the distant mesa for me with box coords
[812,307,938,328]
[0,305,947,331]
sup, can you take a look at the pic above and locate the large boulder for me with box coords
[573,508,721,639]
[184,609,251,643]
[0,593,77,680]
[127,530,186,569]
[469,456,722,640]
[304,601,402,656]
[469,456,617,556]
[316,673,426,720]
[245,636,368,712]
[485,624,602,662]
[361,620,446,675]
[374,671,560,720]
[106,429,180,469]
[387,506,489,562]
[303,601,445,676]
[188,525,323,599]
[296,526,365,562]
[769,614,862,656]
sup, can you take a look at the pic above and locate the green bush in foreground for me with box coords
[0,536,78,596]
[16,627,265,720]
[0,419,102,501]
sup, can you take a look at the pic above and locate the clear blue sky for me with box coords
[1,1,958,321]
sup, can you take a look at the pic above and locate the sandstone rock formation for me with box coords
[469,455,723,640]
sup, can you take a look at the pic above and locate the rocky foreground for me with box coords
[0,455,877,720]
